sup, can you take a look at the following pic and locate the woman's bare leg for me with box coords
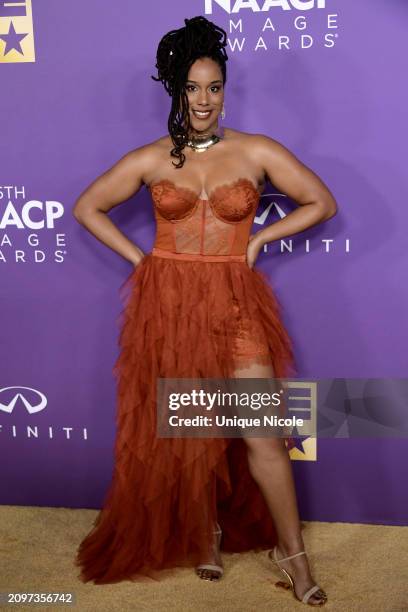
[232,358,326,604]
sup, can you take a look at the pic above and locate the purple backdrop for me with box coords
[1,0,407,525]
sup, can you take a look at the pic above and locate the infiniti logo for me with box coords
[255,192,348,253]
[255,192,289,225]
[0,386,47,414]
[0,387,88,442]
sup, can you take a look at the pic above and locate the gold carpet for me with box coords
[0,505,407,611]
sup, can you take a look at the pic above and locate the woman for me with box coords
[73,15,337,606]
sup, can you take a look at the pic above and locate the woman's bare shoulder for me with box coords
[225,127,283,147]
[224,127,285,151]
[115,135,171,179]
[125,135,170,160]
[249,132,293,155]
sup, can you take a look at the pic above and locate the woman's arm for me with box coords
[250,135,338,248]
[73,143,157,267]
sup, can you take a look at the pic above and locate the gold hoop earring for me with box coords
[221,103,226,121]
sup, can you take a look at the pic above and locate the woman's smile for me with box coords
[192,109,213,120]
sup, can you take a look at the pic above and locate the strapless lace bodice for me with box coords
[148,178,261,261]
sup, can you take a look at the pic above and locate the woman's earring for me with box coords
[221,103,226,121]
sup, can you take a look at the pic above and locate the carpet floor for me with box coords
[0,505,407,612]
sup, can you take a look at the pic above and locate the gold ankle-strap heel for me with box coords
[268,546,328,606]
[195,523,223,582]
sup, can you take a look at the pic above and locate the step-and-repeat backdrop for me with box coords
[1,1,407,525]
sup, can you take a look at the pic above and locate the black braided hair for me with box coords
[151,16,228,169]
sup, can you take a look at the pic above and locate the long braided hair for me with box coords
[151,16,229,169]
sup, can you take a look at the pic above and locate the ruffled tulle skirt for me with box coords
[75,253,297,584]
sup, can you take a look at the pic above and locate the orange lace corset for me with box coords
[148,178,261,262]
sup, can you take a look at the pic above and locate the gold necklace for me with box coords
[186,125,224,154]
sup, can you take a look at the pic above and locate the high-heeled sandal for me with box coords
[195,523,224,581]
[268,546,328,606]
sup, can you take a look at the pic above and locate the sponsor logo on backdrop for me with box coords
[0,185,67,263]
[257,191,349,254]
[0,0,35,63]
[285,380,316,460]
[0,386,47,414]
[0,386,88,441]
[205,0,339,51]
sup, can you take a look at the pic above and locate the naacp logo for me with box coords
[0,0,35,63]
[205,0,331,14]
[205,0,339,51]
[0,386,47,414]
[0,185,68,264]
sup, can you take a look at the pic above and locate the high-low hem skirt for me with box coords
[75,253,298,584]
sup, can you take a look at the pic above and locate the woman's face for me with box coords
[183,57,225,134]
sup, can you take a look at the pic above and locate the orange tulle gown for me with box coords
[75,177,297,584]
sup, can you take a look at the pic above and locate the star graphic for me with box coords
[0,21,28,56]
[288,423,310,453]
